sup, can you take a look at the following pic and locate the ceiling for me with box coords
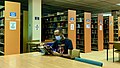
[42,0,120,14]
[0,0,28,10]
[0,0,120,14]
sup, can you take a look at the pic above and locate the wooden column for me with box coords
[4,1,20,55]
[84,12,91,53]
[23,11,28,53]
[28,0,41,42]
[118,17,120,40]
[98,14,103,51]
[68,10,76,49]
[109,16,114,49]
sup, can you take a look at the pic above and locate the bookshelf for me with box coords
[42,10,77,49]
[91,14,103,51]
[0,6,4,55]
[103,16,114,49]
[0,1,20,55]
[118,17,120,39]
[103,16,109,49]
[76,13,84,51]
[76,12,91,53]
[91,16,98,51]
[114,18,118,41]
[68,10,76,49]
[42,11,68,41]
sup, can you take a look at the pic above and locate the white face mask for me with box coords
[55,36,61,40]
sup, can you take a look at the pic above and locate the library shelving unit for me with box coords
[91,14,103,51]
[118,17,120,40]
[76,12,91,53]
[76,13,84,50]
[114,17,118,41]
[42,10,77,49]
[42,11,68,41]
[91,16,98,50]
[0,1,20,55]
[103,16,109,49]
[68,10,76,49]
[103,16,114,49]
[0,6,4,55]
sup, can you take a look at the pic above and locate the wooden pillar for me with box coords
[68,10,76,49]
[109,16,114,49]
[98,14,103,51]
[118,17,120,40]
[28,0,41,42]
[4,1,20,55]
[84,12,91,52]
[23,11,28,53]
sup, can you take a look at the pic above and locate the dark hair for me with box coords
[55,26,63,34]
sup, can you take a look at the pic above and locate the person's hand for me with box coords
[53,52,63,56]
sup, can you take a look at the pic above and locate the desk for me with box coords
[27,42,44,52]
[107,41,120,62]
[0,52,100,68]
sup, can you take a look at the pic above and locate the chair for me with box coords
[71,49,80,59]
[113,42,120,62]
[28,40,40,52]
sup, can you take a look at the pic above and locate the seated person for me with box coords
[52,27,73,56]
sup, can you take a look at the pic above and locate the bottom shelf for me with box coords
[0,51,4,55]
[104,45,108,49]
[91,46,98,51]
[76,45,84,53]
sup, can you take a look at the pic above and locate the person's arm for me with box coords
[62,39,73,58]
[68,39,73,52]
[51,41,63,56]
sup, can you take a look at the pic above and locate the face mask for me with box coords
[55,36,61,40]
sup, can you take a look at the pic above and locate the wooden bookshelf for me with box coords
[109,16,114,49]
[118,17,120,40]
[42,11,68,41]
[76,12,91,53]
[103,16,109,49]
[76,13,84,50]
[91,14,103,51]
[104,16,114,49]
[98,14,103,51]
[68,10,76,49]
[0,1,20,55]
[91,16,98,51]
[42,10,77,49]
[84,12,91,53]
[114,17,118,41]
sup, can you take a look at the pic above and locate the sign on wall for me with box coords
[70,24,74,30]
[35,24,39,30]
[10,21,16,30]
[86,24,90,28]
[10,12,16,18]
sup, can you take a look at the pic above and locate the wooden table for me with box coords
[0,52,100,68]
[108,41,120,62]
[27,42,45,52]
[27,42,41,52]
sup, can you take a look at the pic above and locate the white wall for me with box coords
[28,0,41,42]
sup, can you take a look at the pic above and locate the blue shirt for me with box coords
[52,38,73,54]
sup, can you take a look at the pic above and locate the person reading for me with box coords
[52,27,73,57]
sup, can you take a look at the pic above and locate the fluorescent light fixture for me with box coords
[116,3,120,6]
[103,12,111,16]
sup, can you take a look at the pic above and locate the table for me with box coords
[0,52,100,68]
[27,42,44,52]
[107,41,120,62]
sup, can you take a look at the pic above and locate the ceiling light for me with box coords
[116,3,120,6]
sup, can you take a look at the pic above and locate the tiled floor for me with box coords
[80,49,120,68]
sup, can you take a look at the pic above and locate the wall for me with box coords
[28,0,41,42]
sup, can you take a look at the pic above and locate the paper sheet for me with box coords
[10,21,16,30]
[70,24,74,30]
